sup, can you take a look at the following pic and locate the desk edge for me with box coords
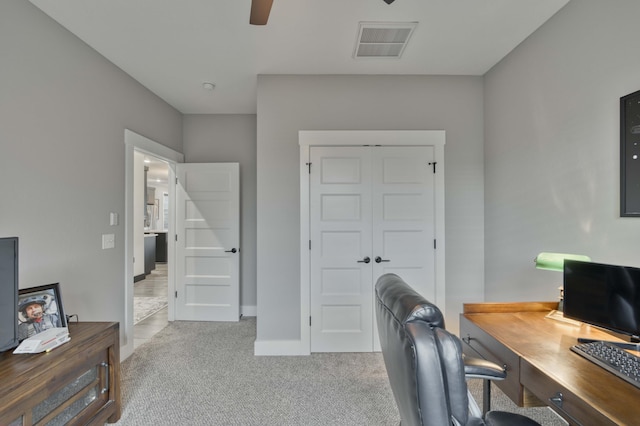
[463,301,558,314]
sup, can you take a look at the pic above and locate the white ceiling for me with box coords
[29,0,569,114]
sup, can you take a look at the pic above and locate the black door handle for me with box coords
[225,248,238,253]
[375,256,390,263]
[357,256,371,264]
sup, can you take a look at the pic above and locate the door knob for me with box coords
[375,256,390,263]
[225,248,238,253]
[357,256,371,264]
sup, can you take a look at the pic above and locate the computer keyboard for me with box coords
[571,340,640,389]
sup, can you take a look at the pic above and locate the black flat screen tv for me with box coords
[564,259,640,342]
[0,237,19,352]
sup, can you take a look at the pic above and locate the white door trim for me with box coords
[123,129,183,360]
[299,130,446,355]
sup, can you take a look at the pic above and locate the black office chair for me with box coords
[375,274,505,415]
[375,274,541,426]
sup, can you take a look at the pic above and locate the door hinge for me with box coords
[309,240,311,250]
[175,177,178,185]
[428,162,437,173]
[175,234,178,242]
[306,162,311,174]
[175,290,178,298]
[309,316,312,326]
[434,239,437,249]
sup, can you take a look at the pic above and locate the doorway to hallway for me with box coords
[132,152,170,348]
[124,129,183,359]
[134,263,168,348]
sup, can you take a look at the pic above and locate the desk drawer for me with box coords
[521,359,613,426]
[460,316,524,405]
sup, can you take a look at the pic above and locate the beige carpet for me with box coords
[115,318,566,425]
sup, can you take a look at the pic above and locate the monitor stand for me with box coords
[545,309,582,325]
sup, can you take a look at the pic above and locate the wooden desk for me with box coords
[460,302,640,426]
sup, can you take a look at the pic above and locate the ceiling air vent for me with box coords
[354,22,418,59]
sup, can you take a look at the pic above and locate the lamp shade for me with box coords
[534,252,591,271]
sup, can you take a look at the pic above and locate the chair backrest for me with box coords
[375,273,470,426]
[375,273,445,328]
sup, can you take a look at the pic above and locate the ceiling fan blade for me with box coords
[250,0,274,25]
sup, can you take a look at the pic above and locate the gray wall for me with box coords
[12,0,635,355]
[0,0,182,343]
[256,75,485,342]
[183,114,257,313]
[484,0,640,301]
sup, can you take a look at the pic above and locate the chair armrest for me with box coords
[463,355,506,380]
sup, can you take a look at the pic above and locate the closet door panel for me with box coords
[372,146,436,350]
[310,147,373,352]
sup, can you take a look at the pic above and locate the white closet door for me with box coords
[371,146,436,351]
[310,147,373,352]
[309,145,436,353]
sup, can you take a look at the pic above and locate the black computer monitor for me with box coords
[564,259,640,342]
[0,237,19,352]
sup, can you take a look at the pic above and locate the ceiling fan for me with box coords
[249,0,274,25]
[250,0,395,25]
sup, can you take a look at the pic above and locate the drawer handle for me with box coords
[549,392,582,425]
[463,335,486,351]
[461,335,485,359]
[549,392,563,408]
[101,362,110,394]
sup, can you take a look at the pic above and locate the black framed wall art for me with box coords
[620,89,640,216]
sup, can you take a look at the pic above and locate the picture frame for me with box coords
[17,283,66,341]
[620,89,640,216]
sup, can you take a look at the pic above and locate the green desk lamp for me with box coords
[534,252,591,312]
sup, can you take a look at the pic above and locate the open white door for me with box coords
[175,163,240,321]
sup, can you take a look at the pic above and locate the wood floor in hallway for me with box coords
[134,263,168,349]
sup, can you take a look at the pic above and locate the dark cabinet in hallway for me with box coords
[144,234,156,275]
[154,232,167,263]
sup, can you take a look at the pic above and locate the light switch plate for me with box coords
[102,234,115,249]
[109,212,119,226]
